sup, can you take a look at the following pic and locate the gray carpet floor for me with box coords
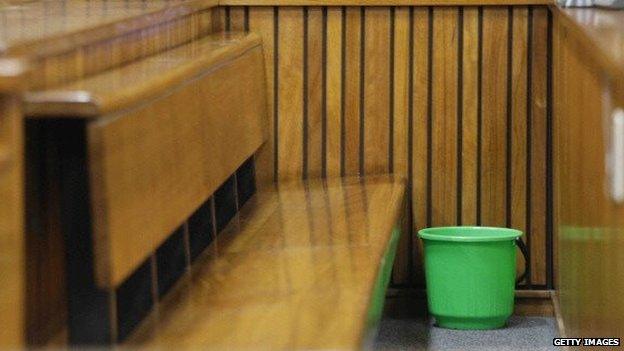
[373,296,558,351]
[374,316,558,351]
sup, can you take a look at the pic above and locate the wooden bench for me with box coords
[24,28,406,348]
[126,175,406,349]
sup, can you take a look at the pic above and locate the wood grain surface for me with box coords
[228,5,552,288]
[25,32,262,117]
[126,175,406,349]
[79,37,267,287]
[553,9,624,339]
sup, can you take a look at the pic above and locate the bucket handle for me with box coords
[515,238,529,285]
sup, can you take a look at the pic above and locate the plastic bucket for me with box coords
[418,226,524,330]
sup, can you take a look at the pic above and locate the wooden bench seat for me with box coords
[126,175,406,350]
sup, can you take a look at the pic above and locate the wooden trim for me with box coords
[221,0,553,6]
[24,33,262,118]
[550,6,624,99]
[2,0,219,57]
[387,288,555,317]
[551,291,566,338]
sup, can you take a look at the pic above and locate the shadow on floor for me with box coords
[374,296,558,351]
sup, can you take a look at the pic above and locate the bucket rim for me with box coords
[417,226,523,242]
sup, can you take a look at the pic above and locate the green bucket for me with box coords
[418,226,525,330]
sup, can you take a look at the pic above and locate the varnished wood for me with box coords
[0,0,218,57]
[25,32,262,117]
[0,93,24,347]
[553,7,624,339]
[553,7,624,100]
[221,0,552,6]
[82,36,267,287]
[25,32,267,288]
[126,175,406,350]
[238,5,552,287]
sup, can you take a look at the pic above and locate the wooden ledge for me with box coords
[126,175,406,350]
[24,32,261,118]
[552,6,624,98]
[0,0,218,57]
[219,0,553,6]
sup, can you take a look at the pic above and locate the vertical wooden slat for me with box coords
[249,7,276,186]
[277,8,305,180]
[229,6,246,31]
[530,7,548,286]
[363,7,391,175]
[431,7,458,226]
[0,96,23,348]
[305,7,324,179]
[343,7,362,176]
[392,7,410,180]
[480,7,508,227]
[411,7,430,285]
[511,6,529,280]
[325,7,343,178]
[461,7,479,226]
[390,6,411,285]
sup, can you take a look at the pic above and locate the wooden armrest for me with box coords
[126,175,406,350]
[24,32,261,117]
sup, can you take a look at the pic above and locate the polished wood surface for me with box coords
[221,0,552,5]
[127,175,406,350]
[553,7,624,99]
[0,0,217,56]
[25,32,262,117]
[82,35,267,287]
[0,92,24,347]
[553,9,624,339]
[232,5,553,288]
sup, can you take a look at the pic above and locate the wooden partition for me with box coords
[218,5,553,289]
[0,92,24,347]
[553,8,624,338]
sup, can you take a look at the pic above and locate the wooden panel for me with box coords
[480,7,508,228]
[87,46,267,287]
[460,7,479,226]
[553,7,624,339]
[230,5,552,288]
[0,1,218,90]
[431,7,458,226]
[410,7,430,286]
[305,7,325,179]
[25,33,262,117]
[511,6,529,282]
[363,7,391,174]
[126,175,406,349]
[277,8,304,179]
[0,95,24,347]
[222,0,554,6]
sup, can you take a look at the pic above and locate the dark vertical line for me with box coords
[303,7,309,179]
[322,7,328,178]
[389,7,395,174]
[359,7,366,176]
[244,6,250,31]
[546,8,554,289]
[340,6,347,177]
[426,7,433,228]
[457,7,464,225]
[506,7,513,228]
[526,6,534,288]
[225,6,231,31]
[476,6,483,226]
[407,7,415,285]
[273,7,279,182]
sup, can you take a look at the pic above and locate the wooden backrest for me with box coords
[25,32,268,288]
